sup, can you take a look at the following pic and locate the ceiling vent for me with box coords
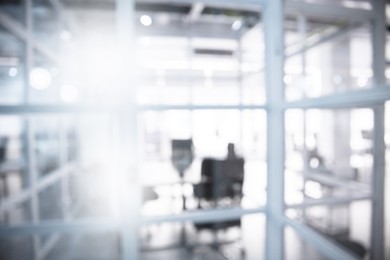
[194,48,234,56]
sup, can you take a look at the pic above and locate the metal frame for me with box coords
[0,0,388,259]
[286,86,390,109]
[23,1,40,257]
[370,1,386,259]
[285,23,362,59]
[0,163,77,214]
[137,0,264,12]
[264,0,285,260]
[284,217,359,260]
[0,10,59,63]
[286,194,372,210]
[285,1,374,22]
[0,104,267,114]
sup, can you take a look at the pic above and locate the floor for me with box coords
[1,157,389,259]
[43,215,329,260]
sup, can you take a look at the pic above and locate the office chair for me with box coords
[194,158,244,209]
[192,157,245,250]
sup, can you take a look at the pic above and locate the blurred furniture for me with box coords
[171,139,194,210]
[171,139,194,179]
[0,137,8,164]
[301,148,368,258]
[192,156,245,249]
[170,139,194,246]
[194,158,244,209]
[142,186,159,203]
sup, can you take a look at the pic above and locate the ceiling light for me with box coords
[232,20,242,31]
[140,15,152,27]
[8,67,18,77]
[30,67,52,90]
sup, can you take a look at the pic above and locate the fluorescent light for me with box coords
[140,15,152,27]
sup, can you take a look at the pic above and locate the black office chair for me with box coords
[194,158,244,209]
[192,158,245,247]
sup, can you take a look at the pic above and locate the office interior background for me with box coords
[0,0,389,259]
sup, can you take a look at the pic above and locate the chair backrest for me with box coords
[200,157,215,181]
[213,158,244,199]
[195,157,244,201]
[223,157,244,183]
[193,158,217,200]
[194,158,244,231]
[171,139,194,176]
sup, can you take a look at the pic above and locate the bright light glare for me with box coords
[138,37,151,46]
[140,15,152,26]
[30,67,52,90]
[60,30,72,41]
[8,67,18,77]
[231,20,242,31]
[357,77,368,88]
[60,84,79,103]
[79,38,120,87]
[305,181,322,199]
[283,75,292,85]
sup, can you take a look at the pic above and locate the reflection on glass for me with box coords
[285,108,373,205]
[140,214,265,259]
[285,107,374,258]
[284,226,332,260]
[285,20,373,101]
[138,110,267,220]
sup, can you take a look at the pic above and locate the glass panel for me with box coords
[32,0,60,52]
[0,232,122,260]
[285,107,374,258]
[284,15,373,101]
[2,214,265,259]
[0,115,27,224]
[285,216,370,259]
[138,109,267,220]
[285,225,331,260]
[241,24,265,105]
[0,0,25,24]
[0,200,31,226]
[285,108,373,205]
[136,10,264,107]
[285,0,372,10]
[0,114,82,225]
[33,116,60,178]
[140,214,265,260]
[45,232,121,260]
[0,27,25,105]
[0,234,34,260]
